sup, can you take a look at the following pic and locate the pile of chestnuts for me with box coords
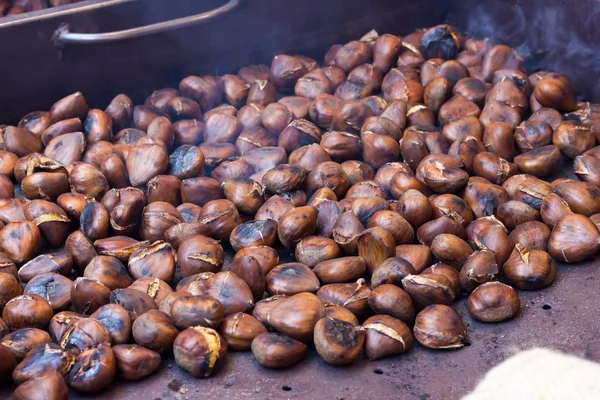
[1,22,599,399]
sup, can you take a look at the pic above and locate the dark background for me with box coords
[0,0,598,124]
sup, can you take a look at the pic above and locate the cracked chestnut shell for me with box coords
[414,305,467,349]
[12,343,75,385]
[317,279,370,317]
[112,344,161,380]
[218,312,267,351]
[67,343,115,392]
[251,332,306,368]
[503,245,555,290]
[402,273,455,310]
[313,317,365,366]
[2,294,53,331]
[459,250,500,293]
[170,294,225,330]
[173,326,227,378]
[24,273,73,312]
[229,220,277,251]
[127,241,175,282]
[59,318,111,355]
[129,277,173,307]
[467,282,520,322]
[177,235,224,277]
[198,199,242,241]
[363,314,413,360]
[140,202,184,243]
[1,328,52,361]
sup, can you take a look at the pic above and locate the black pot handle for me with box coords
[52,0,240,47]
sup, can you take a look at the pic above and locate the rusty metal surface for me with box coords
[2,257,595,400]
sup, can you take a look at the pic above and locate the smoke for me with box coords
[451,0,600,102]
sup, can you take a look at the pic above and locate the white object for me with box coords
[463,348,600,400]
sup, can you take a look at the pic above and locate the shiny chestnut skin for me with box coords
[2,294,53,331]
[503,245,555,290]
[113,344,161,380]
[368,284,415,323]
[131,310,178,353]
[173,326,227,378]
[251,332,306,368]
[13,371,70,400]
[218,312,267,351]
[467,282,520,322]
[170,294,225,330]
[413,304,467,349]
[363,314,413,360]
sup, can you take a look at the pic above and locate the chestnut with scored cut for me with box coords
[177,235,224,277]
[229,220,277,251]
[414,305,467,349]
[402,273,455,310]
[12,342,74,385]
[459,250,500,293]
[363,314,413,360]
[113,344,161,380]
[503,245,555,290]
[59,318,111,355]
[314,317,365,365]
[317,279,370,317]
[218,313,267,351]
[2,294,53,332]
[67,343,115,392]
